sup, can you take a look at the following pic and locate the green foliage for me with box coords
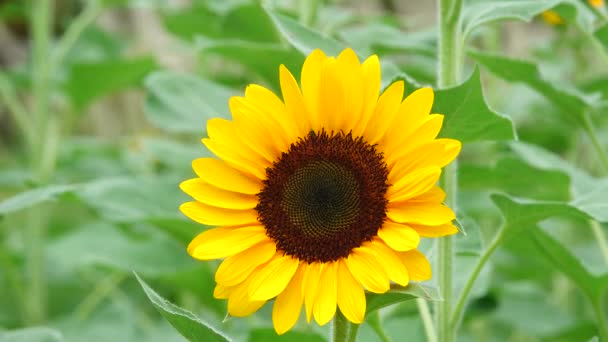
[1,0,608,341]
[135,274,231,342]
[434,68,515,142]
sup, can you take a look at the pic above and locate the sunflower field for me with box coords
[1,0,608,341]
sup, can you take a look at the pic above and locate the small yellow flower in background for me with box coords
[542,10,565,25]
[589,0,604,8]
[180,48,460,334]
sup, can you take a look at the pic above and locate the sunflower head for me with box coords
[180,48,460,334]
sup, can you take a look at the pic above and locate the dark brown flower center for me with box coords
[256,130,389,263]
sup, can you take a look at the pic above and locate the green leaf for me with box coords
[47,222,194,277]
[0,327,63,342]
[144,71,234,134]
[469,50,595,124]
[531,228,604,299]
[593,22,608,50]
[509,141,597,193]
[249,329,326,342]
[459,156,571,201]
[196,39,304,90]
[508,142,608,222]
[77,177,185,223]
[462,0,562,39]
[221,3,280,43]
[339,25,435,56]
[433,68,515,143]
[264,6,346,56]
[491,193,587,238]
[135,273,231,342]
[0,184,77,216]
[64,57,157,109]
[162,4,223,41]
[366,283,441,315]
[570,179,608,222]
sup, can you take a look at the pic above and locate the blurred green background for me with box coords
[0,0,607,341]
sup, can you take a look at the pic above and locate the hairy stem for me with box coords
[332,310,354,342]
[437,0,463,340]
[25,0,53,324]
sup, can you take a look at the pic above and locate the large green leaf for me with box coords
[135,273,231,342]
[491,194,607,297]
[462,0,562,39]
[249,329,326,342]
[530,228,605,299]
[339,25,435,57]
[433,68,515,143]
[459,156,571,201]
[470,51,595,124]
[0,184,77,216]
[144,71,234,133]
[264,6,346,56]
[64,56,157,110]
[0,327,63,342]
[47,222,194,277]
[366,283,441,315]
[491,193,587,238]
[196,39,304,89]
[509,141,596,193]
[593,22,608,50]
[508,142,608,222]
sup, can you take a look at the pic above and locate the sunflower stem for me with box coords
[437,0,463,340]
[23,0,54,325]
[332,310,355,342]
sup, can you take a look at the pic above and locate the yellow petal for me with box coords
[244,84,299,146]
[272,265,306,335]
[345,248,390,293]
[397,249,432,281]
[191,158,261,194]
[180,178,258,210]
[203,138,267,180]
[187,225,268,260]
[303,262,324,322]
[206,118,271,169]
[409,223,459,237]
[180,201,259,227]
[335,48,363,132]
[387,167,441,202]
[313,261,337,326]
[377,221,420,251]
[216,240,277,286]
[229,97,285,163]
[336,260,366,324]
[381,87,434,156]
[387,201,455,226]
[410,186,446,203]
[363,81,404,144]
[301,49,327,131]
[388,139,461,183]
[227,280,266,317]
[317,58,346,132]
[367,239,409,286]
[280,64,310,136]
[386,114,445,165]
[352,55,381,137]
[248,254,300,301]
[213,283,231,299]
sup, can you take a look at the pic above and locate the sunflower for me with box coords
[180,48,460,334]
